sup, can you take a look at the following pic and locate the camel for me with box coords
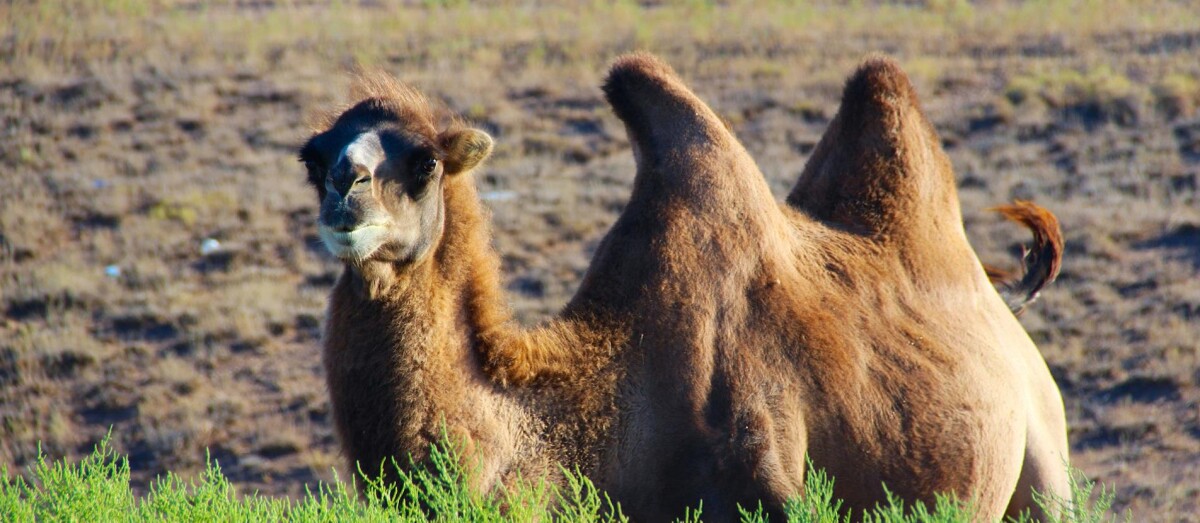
[298,73,621,494]
[300,54,1068,521]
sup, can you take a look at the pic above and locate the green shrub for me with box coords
[0,435,1123,522]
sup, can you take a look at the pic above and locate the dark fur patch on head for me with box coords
[299,69,473,195]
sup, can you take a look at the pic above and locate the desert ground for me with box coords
[2,1,1198,520]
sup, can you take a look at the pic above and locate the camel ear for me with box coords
[441,128,493,175]
[786,56,960,241]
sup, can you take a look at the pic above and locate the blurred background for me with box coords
[2,1,1198,519]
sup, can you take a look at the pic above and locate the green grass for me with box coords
[0,435,1123,522]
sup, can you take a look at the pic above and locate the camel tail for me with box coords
[985,201,1064,315]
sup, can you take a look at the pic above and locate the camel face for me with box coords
[300,97,493,266]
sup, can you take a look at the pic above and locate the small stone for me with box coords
[200,238,221,255]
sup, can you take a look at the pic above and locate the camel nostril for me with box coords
[323,212,357,233]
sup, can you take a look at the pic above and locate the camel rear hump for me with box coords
[787,57,963,244]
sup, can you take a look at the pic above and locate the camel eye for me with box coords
[420,157,438,175]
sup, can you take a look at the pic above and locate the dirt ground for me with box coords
[2,2,1198,520]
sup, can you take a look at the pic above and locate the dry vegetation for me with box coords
[2,0,1199,519]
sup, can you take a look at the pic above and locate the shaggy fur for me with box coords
[486,53,1070,521]
[302,55,1069,522]
[300,71,621,494]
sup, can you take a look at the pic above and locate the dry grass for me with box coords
[2,0,1199,519]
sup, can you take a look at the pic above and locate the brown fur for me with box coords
[303,54,1069,521]
[301,72,621,495]
[484,53,1070,521]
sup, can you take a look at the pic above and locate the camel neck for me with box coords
[435,175,516,352]
[322,174,519,473]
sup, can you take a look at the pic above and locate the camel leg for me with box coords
[1005,421,1071,521]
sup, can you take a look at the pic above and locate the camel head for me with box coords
[299,73,493,267]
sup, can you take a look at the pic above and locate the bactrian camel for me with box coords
[299,53,1068,521]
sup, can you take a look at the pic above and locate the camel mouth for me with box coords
[318,223,388,261]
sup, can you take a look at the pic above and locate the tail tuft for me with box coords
[985,201,1064,315]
